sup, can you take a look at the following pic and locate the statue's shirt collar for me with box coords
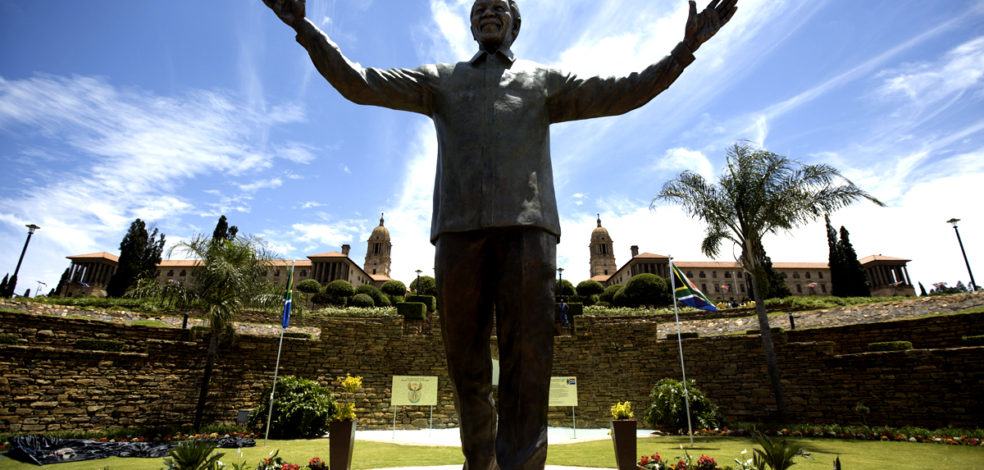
[469,47,516,67]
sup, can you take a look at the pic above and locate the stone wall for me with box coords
[1,294,982,434]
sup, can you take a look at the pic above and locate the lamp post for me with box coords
[556,267,564,300]
[415,269,422,295]
[947,218,977,291]
[7,224,40,298]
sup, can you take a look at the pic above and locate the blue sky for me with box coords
[2,0,982,295]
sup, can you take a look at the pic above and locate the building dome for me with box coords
[370,214,390,240]
[591,214,610,241]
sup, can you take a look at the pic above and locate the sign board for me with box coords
[548,376,578,407]
[391,376,438,406]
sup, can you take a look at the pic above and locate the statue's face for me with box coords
[471,0,516,51]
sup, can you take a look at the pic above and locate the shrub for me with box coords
[356,284,389,307]
[350,293,375,308]
[620,273,670,307]
[962,335,984,346]
[324,280,355,299]
[409,275,438,297]
[576,280,605,297]
[310,291,333,306]
[295,279,321,294]
[645,378,723,431]
[868,341,913,352]
[397,302,427,320]
[406,295,436,313]
[557,302,584,318]
[556,279,576,298]
[600,284,623,304]
[74,339,124,351]
[0,333,17,344]
[388,294,405,306]
[665,332,699,340]
[162,439,224,470]
[247,375,336,439]
[380,280,408,296]
[282,332,313,339]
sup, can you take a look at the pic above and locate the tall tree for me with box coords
[825,215,845,296]
[838,226,870,297]
[106,219,166,297]
[172,234,277,430]
[759,251,791,299]
[55,268,70,297]
[211,215,238,242]
[0,274,8,298]
[654,142,882,420]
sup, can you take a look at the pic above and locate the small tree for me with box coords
[380,280,408,296]
[0,274,8,298]
[295,279,321,294]
[350,293,375,307]
[356,284,389,307]
[409,275,438,297]
[838,226,870,296]
[247,375,336,439]
[556,279,575,298]
[645,378,723,431]
[576,279,605,297]
[211,215,238,242]
[618,273,670,307]
[106,219,165,297]
[600,284,623,304]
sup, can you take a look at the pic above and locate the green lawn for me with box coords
[2,436,983,469]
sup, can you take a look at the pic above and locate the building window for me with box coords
[275,269,280,277]
[301,270,307,277]
[796,284,802,293]
[793,272,800,279]
[737,272,743,278]
[180,270,186,277]
[821,284,827,293]
[604,269,608,275]
[819,271,824,279]
[725,272,732,278]
[712,271,718,278]
[714,285,720,293]
[701,283,708,292]
[805,272,811,279]
[167,270,174,277]
[687,271,693,278]
[699,271,706,278]
[782,272,788,278]
[600,245,607,255]
[740,284,746,293]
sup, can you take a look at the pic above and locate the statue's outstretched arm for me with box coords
[683,0,738,53]
[261,0,433,114]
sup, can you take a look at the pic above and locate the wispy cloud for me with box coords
[238,177,284,192]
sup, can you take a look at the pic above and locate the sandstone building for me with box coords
[588,218,916,301]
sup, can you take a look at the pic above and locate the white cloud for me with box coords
[238,178,284,192]
[276,142,318,164]
[652,147,714,181]
[877,36,984,105]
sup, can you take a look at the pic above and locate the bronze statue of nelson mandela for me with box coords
[262,1,737,468]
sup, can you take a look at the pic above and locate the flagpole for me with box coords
[669,256,694,447]
[264,261,294,446]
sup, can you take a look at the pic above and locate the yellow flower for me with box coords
[610,401,633,419]
[339,374,363,394]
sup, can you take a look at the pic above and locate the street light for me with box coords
[556,267,564,300]
[415,269,423,295]
[947,218,977,291]
[7,224,40,298]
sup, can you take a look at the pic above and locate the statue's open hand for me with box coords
[263,0,306,29]
[684,0,738,52]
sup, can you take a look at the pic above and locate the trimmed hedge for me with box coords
[0,333,17,344]
[282,332,313,339]
[963,335,984,346]
[74,339,124,351]
[665,332,699,340]
[351,293,375,308]
[868,340,913,352]
[406,295,436,313]
[397,302,427,320]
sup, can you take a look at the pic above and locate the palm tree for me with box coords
[653,142,882,420]
[172,234,278,430]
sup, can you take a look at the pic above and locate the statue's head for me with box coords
[470,0,521,52]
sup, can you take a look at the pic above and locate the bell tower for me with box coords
[589,214,616,278]
[364,213,392,277]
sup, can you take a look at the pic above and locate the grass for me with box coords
[127,320,174,328]
[2,435,983,470]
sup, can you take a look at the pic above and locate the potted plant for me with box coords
[610,401,637,470]
[330,374,363,470]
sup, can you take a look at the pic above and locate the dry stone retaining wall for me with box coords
[1,293,982,434]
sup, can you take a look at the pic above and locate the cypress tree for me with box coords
[211,215,238,242]
[106,219,164,297]
[55,268,70,297]
[838,226,870,297]
[759,251,791,299]
[5,274,17,298]
[918,282,928,296]
[826,215,847,297]
[0,274,8,298]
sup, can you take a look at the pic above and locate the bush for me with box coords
[380,280,408,296]
[557,302,584,318]
[600,284,623,304]
[409,275,438,297]
[74,339,124,351]
[556,279,575,298]
[397,302,427,320]
[868,341,913,352]
[350,293,375,308]
[295,279,321,294]
[645,378,723,432]
[247,376,336,439]
[356,284,389,307]
[388,294,405,306]
[576,280,605,297]
[325,280,355,299]
[619,273,670,307]
[406,295,436,313]
[311,291,333,306]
